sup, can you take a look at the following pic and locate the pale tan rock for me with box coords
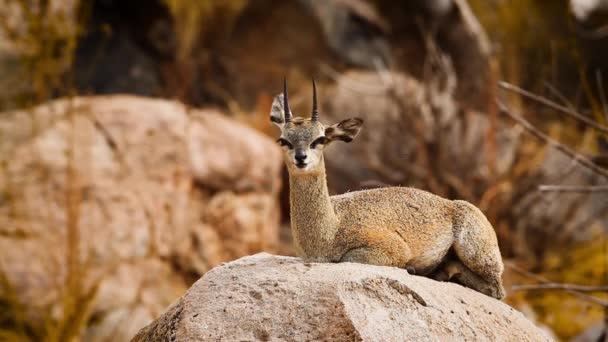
[0,96,282,341]
[133,253,552,342]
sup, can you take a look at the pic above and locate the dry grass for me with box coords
[0,0,85,110]
[0,100,101,341]
[506,238,608,339]
[0,3,99,336]
[163,0,248,61]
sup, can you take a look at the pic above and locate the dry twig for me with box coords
[506,262,608,307]
[499,81,608,134]
[544,82,576,111]
[596,70,608,123]
[512,283,608,292]
[538,185,608,193]
[496,99,608,180]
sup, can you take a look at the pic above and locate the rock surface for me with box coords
[133,253,551,342]
[321,70,519,196]
[0,96,282,341]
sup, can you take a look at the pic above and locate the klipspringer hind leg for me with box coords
[433,260,504,299]
[451,200,506,299]
[339,230,412,270]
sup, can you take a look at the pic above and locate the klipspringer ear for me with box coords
[325,117,363,143]
[270,94,287,128]
[270,78,293,129]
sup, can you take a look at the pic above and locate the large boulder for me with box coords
[0,96,282,341]
[133,253,551,342]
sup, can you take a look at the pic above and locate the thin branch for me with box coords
[499,81,608,134]
[512,283,608,292]
[596,70,608,123]
[497,99,608,180]
[544,82,575,111]
[538,185,608,193]
[505,262,608,307]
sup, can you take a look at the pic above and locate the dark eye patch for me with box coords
[310,136,329,149]
[277,138,293,149]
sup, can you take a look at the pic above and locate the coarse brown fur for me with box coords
[271,89,505,299]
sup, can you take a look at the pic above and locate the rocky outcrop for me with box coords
[0,96,282,341]
[133,253,551,342]
[321,70,519,197]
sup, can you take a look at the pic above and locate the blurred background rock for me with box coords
[0,0,606,341]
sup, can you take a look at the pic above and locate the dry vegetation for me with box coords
[0,0,606,340]
[0,2,90,339]
[466,2,607,338]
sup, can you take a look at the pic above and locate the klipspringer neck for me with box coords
[288,158,339,259]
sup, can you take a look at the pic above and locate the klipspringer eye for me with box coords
[277,138,293,149]
[310,137,329,149]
